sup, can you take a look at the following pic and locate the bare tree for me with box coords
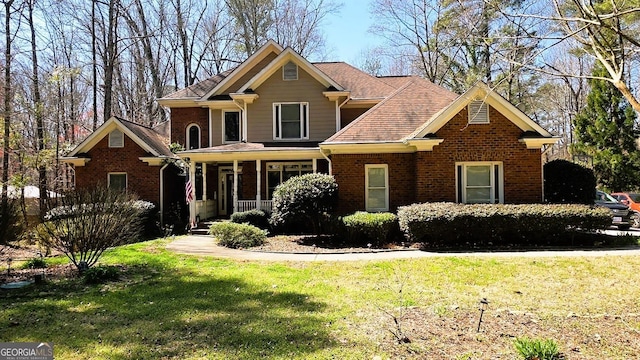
[2,0,16,206]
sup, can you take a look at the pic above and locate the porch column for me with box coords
[202,163,207,201]
[233,160,238,214]
[256,160,261,210]
[312,158,317,173]
[189,162,196,226]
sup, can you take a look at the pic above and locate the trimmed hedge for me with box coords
[398,202,612,246]
[209,221,267,249]
[342,212,398,247]
[230,209,270,230]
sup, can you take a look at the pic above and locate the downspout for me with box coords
[320,148,332,176]
[336,96,350,131]
[159,162,169,226]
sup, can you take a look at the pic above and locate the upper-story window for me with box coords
[273,102,309,140]
[223,111,241,143]
[283,61,298,80]
[187,124,200,149]
[108,129,124,148]
[468,100,489,124]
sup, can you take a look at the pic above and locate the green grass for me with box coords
[2,238,640,359]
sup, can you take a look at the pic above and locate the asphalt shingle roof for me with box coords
[117,117,173,157]
[325,77,458,143]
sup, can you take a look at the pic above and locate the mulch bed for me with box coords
[250,235,420,253]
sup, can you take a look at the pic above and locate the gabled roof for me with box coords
[325,77,458,143]
[411,82,554,138]
[237,48,344,93]
[66,117,173,158]
[160,69,235,100]
[313,62,399,99]
[203,40,284,99]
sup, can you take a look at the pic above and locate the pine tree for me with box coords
[573,64,640,191]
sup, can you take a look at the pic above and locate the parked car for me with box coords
[611,192,640,228]
[595,190,632,230]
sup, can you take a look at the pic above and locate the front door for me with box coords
[218,167,242,216]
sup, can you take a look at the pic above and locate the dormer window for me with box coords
[283,61,298,81]
[108,129,124,148]
[468,100,489,124]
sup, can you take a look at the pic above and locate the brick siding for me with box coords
[332,106,543,214]
[75,134,161,204]
[170,107,209,148]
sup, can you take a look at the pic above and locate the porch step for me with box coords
[189,221,215,236]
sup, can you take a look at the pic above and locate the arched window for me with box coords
[187,124,200,149]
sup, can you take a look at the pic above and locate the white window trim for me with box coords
[283,61,298,81]
[108,172,127,191]
[222,110,241,144]
[186,124,201,150]
[108,129,124,148]
[266,161,314,199]
[365,164,389,212]
[456,161,503,204]
[468,100,490,124]
[273,102,309,140]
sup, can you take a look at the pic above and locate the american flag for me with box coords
[185,173,194,204]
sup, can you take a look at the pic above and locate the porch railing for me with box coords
[237,200,273,213]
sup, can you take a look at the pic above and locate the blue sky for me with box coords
[322,1,382,63]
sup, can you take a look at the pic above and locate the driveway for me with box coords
[166,235,640,262]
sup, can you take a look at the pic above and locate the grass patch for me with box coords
[1,238,640,359]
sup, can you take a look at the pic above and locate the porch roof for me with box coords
[177,142,324,162]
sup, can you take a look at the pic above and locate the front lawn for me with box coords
[2,238,640,359]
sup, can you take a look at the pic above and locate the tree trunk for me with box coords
[2,0,15,206]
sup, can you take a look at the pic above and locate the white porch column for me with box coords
[256,160,261,210]
[233,160,238,214]
[312,158,317,173]
[202,163,207,201]
[189,162,196,225]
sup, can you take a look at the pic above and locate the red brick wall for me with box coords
[331,105,543,214]
[170,107,209,148]
[332,153,415,214]
[75,134,161,204]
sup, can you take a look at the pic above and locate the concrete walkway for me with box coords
[166,235,640,262]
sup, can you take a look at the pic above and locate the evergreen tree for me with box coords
[573,64,640,191]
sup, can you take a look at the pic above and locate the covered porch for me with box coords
[179,143,330,224]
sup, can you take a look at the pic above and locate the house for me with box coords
[62,40,557,225]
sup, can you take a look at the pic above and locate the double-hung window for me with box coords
[456,162,503,204]
[223,111,241,143]
[108,173,127,191]
[273,102,309,140]
[365,164,389,212]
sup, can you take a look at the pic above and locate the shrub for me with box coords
[270,173,338,235]
[544,159,596,204]
[83,265,121,284]
[397,202,611,246]
[36,186,148,272]
[231,209,269,229]
[342,212,398,247]
[209,221,267,248]
[513,337,562,360]
[0,198,24,246]
[20,257,47,269]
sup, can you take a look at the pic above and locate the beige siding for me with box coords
[209,109,223,147]
[224,52,279,94]
[247,66,337,142]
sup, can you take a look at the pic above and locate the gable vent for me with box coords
[283,61,298,80]
[468,100,489,124]
[108,129,124,148]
